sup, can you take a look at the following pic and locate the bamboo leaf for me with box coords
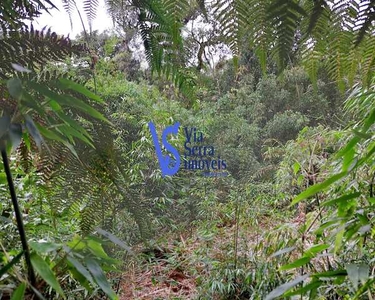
[30,253,65,298]
[0,251,24,278]
[85,257,118,300]
[10,283,26,300]
[280,257,311,271]
[291,172,347,206]
[265,274,309,300]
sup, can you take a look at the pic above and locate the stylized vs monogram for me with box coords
[148,122,180,177]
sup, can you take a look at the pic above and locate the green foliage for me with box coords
[264,110,308,143]
[266,84,375,298]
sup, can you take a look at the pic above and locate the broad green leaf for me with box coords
[49,100,62,111]
[29,241,61,253]
[57,125,94,148]
[87,239,109,259]
[304,244,329,257]
[27,81,65,102]
[55,112,91,139]
[358,264,369,284]
[270,246,295,258]
[58,78,104,103]
[68,266,93,292]
[22,132,31,150]
[352,129,372,139]
[21,92,46,116]
[36,124,65,143]
[25,115,43,150]
[291,172,347,206]
[30,252,65,298]
[265,274,309,300]
[9,124,22,150]
[0,115,10,139]
[346,264,360,290]
[322,192,361,207]
[65,237,86,251]
[0,251,23,278]
[95,228,133,254]
[7,78,23,99]
[312,269,347,278]
[85,257,118,300]
[284,280,322,297]
[342,147,355,172]
[280,257,311,271]
[66,255,95,286]
[10,282,26,300]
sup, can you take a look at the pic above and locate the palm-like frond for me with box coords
[0,0,57,31]
[83,0,100,30]
[0,25,86,78]
[38,118,151,237]
[268,0,306,68]
[212,0,250,62]
[136,0,197,94]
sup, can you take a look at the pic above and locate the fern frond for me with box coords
[268,0,306,69]
[212,0,249,60]
[354,0,375,46]
[0,0,57,31]
[361,34,375,86]
[0,25,86,78]
[61,0,75,29]
[136,0,195,95]
[83,0,100,30]
[38,118,151,237]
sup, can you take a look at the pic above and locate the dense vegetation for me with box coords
[0,0,374,299]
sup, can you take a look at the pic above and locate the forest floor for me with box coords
[119,214,288,300]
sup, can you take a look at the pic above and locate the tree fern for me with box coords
[38,118,152,237]
[212,0,250,64]
[268,0,306,69]
[83,0,100,31]
[0,0,56,31]
[0,25,85,78]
